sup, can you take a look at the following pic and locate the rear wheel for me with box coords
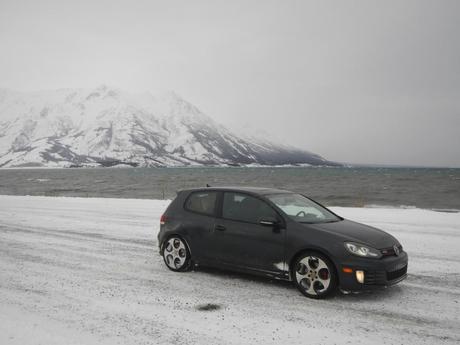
[162,236,192,272]
[293,252,337,299]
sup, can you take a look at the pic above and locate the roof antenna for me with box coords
[206,184,211,187]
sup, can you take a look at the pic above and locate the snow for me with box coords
[0,86,231,167]
[0,195,459,345]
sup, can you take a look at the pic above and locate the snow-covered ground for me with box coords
[0,195,459,345]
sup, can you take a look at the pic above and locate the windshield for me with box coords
[267,193,341,224]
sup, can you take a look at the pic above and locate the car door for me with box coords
[181,190,219,262]
[211,192,286,274]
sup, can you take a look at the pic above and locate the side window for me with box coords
[185,191,217,216]
[222,192,277,223]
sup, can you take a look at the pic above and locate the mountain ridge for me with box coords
[0,86,340,168]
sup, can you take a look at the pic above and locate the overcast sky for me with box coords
[1,0,459,167]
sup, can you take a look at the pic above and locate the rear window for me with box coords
[184,191,218,216]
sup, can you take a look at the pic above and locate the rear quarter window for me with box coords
[184,191,218,216]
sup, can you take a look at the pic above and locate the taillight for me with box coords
[160,214,167,225]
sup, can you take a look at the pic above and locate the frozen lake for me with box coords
[0,195,459,344]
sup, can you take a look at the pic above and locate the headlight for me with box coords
[345,242,382,259]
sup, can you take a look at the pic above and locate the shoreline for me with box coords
[1,165,460,170]
[0,194,458,213]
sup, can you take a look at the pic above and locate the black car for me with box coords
[158,187,408,299]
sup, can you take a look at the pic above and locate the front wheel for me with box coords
[293,252,337,299]
[162,236,192,272]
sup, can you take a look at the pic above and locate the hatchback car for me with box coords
[158,187,408,298]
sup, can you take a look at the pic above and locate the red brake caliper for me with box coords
[319,269,329,280]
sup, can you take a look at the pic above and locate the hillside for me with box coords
[0,86,338,168]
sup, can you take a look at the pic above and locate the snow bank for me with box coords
[0,195,459,345]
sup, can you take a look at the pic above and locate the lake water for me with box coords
[0,167,459,211]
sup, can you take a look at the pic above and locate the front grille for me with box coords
[387,265,407,281]
[381,244,403,257]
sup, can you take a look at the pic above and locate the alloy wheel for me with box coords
[163,237,190,271]
[294,253,336,298]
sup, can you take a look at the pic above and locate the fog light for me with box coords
[356,270,365,284]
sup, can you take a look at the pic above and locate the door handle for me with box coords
[215,224,226,231]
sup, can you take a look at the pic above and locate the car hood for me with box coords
[305,219,398,249]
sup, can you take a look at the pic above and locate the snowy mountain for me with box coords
[0,86,339,168]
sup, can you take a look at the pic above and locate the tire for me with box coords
[162,236,192,272]
[292,251,337,299]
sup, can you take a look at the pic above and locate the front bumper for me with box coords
[338,251,408,291]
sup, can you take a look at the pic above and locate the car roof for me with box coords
[179,186,294,196]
